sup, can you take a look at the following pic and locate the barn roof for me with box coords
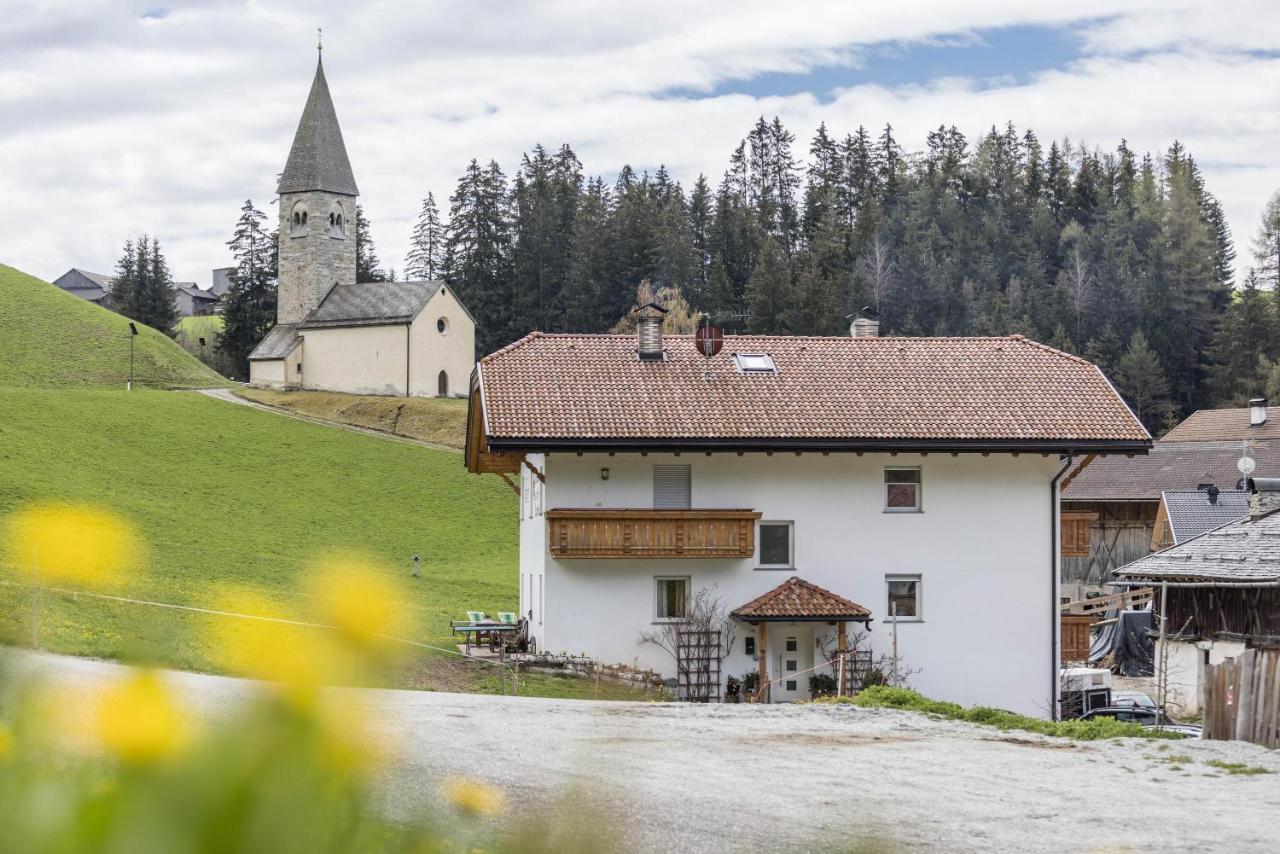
[1162,490,1251,544]
[1115,508,1280,584]
[474,333,1150,452]
[731,576,872,622]
[277,57,358,196]
[1063,441,1280,501]
[1162,406,1280,442]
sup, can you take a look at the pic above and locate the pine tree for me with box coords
[444,159,513,352]
[405,192,445,281]
[560,176,612,332]
[1251,189,1280,291]
[355,205,387,282]
[746,236,788,333]
[219,199,277,379]
[1206,271,1278,404]
[1115,331,1172,429]
[109,234,177,334]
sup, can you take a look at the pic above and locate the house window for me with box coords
[785,637,797,653]
[733,353,777,374]
[758,521,793,569]
[785,680,797,692]
[886,574,922,621]
[744,636,755,655]
[655,577,689,622]
[885,468,922,512]
[653,464,691,509]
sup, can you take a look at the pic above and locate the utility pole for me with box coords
[127,322,138,391]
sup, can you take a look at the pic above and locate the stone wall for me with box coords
[277,190,356,324]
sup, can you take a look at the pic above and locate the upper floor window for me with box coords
[758,521,794,569]
[653,464,691,509]
[290,203,309,237]
[885,468,922,512]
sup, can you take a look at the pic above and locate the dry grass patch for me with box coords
[237,388,468,449]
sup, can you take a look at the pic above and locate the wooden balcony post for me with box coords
[757,623,769,704]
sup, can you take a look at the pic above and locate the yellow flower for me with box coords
[442,777,507,817]
[0,722,12,760]
[313,698,387,775]
[92,671,190,764]
[209,591,342,703]
[305,554,410,652]
[4,503,141,589]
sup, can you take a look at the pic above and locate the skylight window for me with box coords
[734,353,777,374]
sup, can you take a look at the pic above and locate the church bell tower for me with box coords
[275,52,358,324]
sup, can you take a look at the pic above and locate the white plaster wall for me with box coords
[408,287,475,398]
[249,358,286,388]
[300,324,407,396]
[1158,638,1247,715]
[518,454,548,650]
[537,452,1063,716]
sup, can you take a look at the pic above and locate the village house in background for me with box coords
[1060,398,1279,594]
[52,268,221,318]
[1115,478,1280,714]
[248,56,474,397]
[466,315,1150,716]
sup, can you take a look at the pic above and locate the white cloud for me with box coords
[1,0,1277,285]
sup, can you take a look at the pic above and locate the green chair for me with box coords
[497,612,517,625]
[466,610,488,624]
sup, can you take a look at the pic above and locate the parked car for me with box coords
[1111,690,1156,711]
[1079,706,1203,738]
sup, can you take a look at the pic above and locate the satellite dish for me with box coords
[695,321,724,358]
[1238,455,1257,477]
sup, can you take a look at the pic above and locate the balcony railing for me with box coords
[545,508,762,559]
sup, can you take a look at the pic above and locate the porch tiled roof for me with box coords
[476,333,1149,449]
[731,576,872,622]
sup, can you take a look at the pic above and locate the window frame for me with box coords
[885,574,923,622]
[756,520,795,570]
[733,353,777,374]
[884,466,923,513]
[653,576,690,623]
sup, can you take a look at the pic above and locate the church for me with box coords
[249,56,475,398]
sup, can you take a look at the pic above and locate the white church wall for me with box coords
[301,324,408,396]
[408,286,474,398]
[249,358,286,388]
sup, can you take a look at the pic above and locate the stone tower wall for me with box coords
[277,190,357,324]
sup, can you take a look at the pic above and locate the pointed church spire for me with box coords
[277,54,359,196]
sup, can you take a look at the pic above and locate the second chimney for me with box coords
[851,316,880,338]
[1249,397,1268,427]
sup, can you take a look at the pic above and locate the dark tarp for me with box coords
[1088,609,1155,676]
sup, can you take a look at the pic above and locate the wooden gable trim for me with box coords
[465,380,523,475]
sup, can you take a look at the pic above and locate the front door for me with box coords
[774,628,810,702]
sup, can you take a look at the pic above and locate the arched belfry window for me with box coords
[290,202,309,237]
[437,370,449,397]
[329,202,346,238]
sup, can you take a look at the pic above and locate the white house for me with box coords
[248,55,474,397]
[465,316,1150,716]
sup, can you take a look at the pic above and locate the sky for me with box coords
[2,0,1279,287]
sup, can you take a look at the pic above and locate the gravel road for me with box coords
[9,651,1280,852]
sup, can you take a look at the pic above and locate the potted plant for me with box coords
[724,676,741,703]
[808,673,837,699]
[740,671,760,701]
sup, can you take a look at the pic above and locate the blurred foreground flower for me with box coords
[306,554,411,653]
[210,590,341,702]
[4,503,141,589]
[443,777,507,817]
[91,670,191,764]
[0,722,11,760]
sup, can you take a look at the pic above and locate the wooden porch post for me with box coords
[837,621,848,697]
[757,622,768,703]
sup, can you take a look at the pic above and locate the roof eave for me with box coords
[485,436,1153,454]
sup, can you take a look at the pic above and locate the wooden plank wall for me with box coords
[1203,648,1280,747]
[1061,501,1159,586]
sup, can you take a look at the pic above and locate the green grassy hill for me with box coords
[0,264,227,389]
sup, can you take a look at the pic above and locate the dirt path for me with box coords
[9,650,1280,853]
[194,388,460,453]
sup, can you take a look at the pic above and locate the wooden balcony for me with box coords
[546,508,763,559]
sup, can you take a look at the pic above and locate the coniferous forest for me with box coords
[401,118,1280,432]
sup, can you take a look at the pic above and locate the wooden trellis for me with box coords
[676,628,721,702]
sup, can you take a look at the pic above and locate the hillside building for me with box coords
[249,55,473,397]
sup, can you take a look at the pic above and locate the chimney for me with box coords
[1248,477,1280,521]
[850,306,880,338]
[634,302,668,361]
[1249,397,1268,427]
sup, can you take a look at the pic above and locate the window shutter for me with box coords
[653,464,691,509]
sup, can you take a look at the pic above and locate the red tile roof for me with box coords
[1161,406,1280,442]
[475,333,1149,450]
[731,576,872,621]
